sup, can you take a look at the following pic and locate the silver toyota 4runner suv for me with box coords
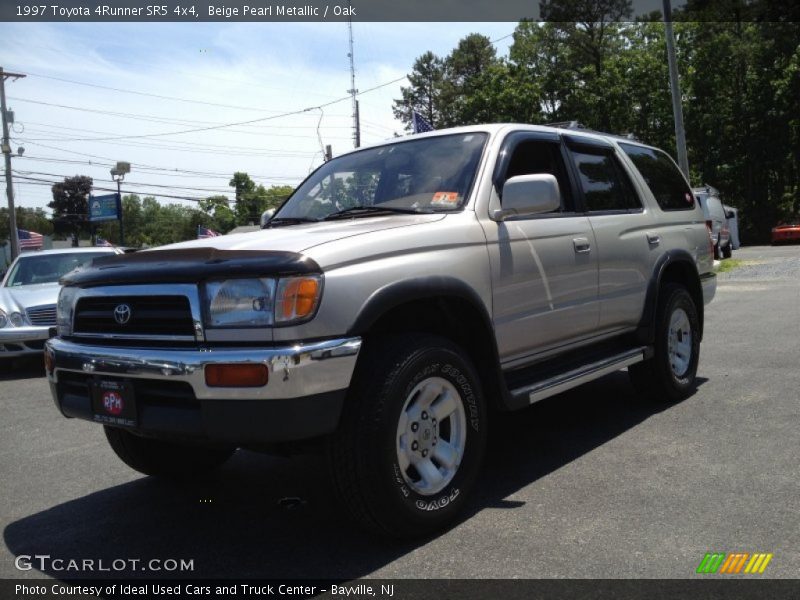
[46,124,716,537]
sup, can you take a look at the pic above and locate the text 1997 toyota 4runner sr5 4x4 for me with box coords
[46,124,716,537]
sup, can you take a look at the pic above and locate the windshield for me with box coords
[5,252,112,287]
[273,133,488,222]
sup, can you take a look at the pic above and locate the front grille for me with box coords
[26,304,57,326]
[73,295,195,337]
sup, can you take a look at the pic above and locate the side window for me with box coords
[619,143,695,211]
[502,140,571,211]
[570,150,641,212]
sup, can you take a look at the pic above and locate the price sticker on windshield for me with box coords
[431,192,459,207]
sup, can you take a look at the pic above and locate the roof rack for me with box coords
[544,120,639,141]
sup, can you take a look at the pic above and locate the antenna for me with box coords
[347,3,360,148]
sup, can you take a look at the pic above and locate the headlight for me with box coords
[56,286,78,336]
[205,278,277,328]
[0,309,7,329]
[8,312,24,327]
[204,275,322,328]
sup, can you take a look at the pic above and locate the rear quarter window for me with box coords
[619,143,695,211]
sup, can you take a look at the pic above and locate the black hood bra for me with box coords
[61,247,321,288]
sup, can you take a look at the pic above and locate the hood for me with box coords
[157,214,446,254]
[62,214,447,288]
[0,283,60,313]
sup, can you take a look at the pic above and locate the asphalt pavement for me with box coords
[1,245,798,580]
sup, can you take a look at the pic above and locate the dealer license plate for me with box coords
[91,378,137,427]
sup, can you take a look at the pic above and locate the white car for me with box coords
[0,247,122,359]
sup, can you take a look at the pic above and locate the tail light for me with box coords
[705,222,714,257]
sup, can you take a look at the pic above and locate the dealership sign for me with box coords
[89,193,121,222]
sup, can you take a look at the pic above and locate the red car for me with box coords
[771,222,800,244]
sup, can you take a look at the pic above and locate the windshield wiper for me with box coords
[321,205,432,220]
[264,217,317,228]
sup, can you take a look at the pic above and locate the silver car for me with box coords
[0,247,121,359]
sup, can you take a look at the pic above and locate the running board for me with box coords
[509,346,651,406]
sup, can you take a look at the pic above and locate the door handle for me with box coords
[647,233,661,246]
[573,237,591,254]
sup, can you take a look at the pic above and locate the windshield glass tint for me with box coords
[275,133,488,221]
[6,252,111,287]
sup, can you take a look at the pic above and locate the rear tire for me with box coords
[104,427,236,477]
[328,334,487,538]
[722,242,732,259]
[629,283,700,403]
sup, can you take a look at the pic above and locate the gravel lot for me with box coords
[1,244,798,582]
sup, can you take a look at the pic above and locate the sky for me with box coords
[0,22,516,217]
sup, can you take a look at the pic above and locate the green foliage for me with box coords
[229,172,293,225]
[48,174,93,240]
[393,3,800,242]
[393,51,445,130]
[0,207,54,243]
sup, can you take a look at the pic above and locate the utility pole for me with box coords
[347,4,360,148]
[663,0,690,178]
[1,67,26,261]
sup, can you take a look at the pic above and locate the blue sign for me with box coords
[89,193,120,222]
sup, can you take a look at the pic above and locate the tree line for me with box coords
[36,172,293,248]
[394,0,800,242]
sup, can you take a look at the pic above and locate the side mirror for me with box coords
[492,174,561,221]
[260,208,276,228]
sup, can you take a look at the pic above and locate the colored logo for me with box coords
[697,552,773,574]
[102,391,124,415]
[113,303,132,325]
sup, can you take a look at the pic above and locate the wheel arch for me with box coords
[637,250,705,344]
[347,277,511,412]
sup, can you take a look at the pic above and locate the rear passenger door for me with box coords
[564,135,656,332]
[485,131,599,365]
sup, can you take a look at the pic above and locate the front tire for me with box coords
[104,427,236,477]
[328,334,487,538]
[629,283,700,403]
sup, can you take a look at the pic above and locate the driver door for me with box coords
[482,131,599,367]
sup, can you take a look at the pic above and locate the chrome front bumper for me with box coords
[45,336,362,401]
[0,325,50,357]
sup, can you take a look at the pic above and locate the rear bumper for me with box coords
[0,325,49,357]
[45,336,361,443]
[700,272,717,305]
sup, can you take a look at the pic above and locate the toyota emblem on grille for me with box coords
[113,303,132,325]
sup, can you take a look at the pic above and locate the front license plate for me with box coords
[91,379,137,427]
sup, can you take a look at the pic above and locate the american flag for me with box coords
[17,228,43,250]
[197,226,220,239]
[412,111,435,134]
[95,237,114,247]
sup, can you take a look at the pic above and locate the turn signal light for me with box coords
[205,364,269,387]
[276,276,321,323]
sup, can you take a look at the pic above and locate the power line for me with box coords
[9,97,353,130]
[18,71,323,113]
[12,73,407,143]
[13,175,209,202]
[13,169,235,194]
[17,131,320,158]
[16,153,304,182]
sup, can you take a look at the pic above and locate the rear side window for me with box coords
[569,150,641,212]
[620,143,695,211]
